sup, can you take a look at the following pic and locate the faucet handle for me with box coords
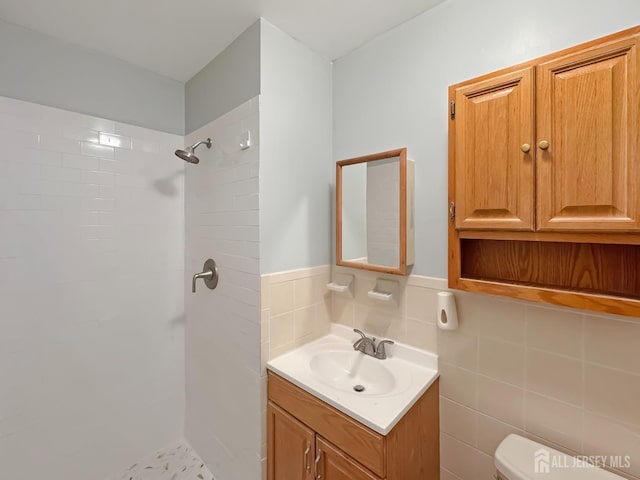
[374,339,395,359]
[353,328,366,339]
[353,329,372,353]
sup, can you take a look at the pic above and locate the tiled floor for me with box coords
[109,440,214,480]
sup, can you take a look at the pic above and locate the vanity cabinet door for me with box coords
[452,66,535,231]
[316,436,381,480]
[268,401,315,480]
[536,33,640,231]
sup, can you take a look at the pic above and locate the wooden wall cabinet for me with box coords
[267,371,440,480]
[449,26,640,316]
[453,66,535,231]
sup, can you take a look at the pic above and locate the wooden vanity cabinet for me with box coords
[268,404,379,480]
[268,402,315,480]
[449,26,640,316]
[316,436,380,480]
[267,371,440,480]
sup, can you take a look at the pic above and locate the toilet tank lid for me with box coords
[495,434,624,480]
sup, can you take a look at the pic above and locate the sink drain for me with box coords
[353,384,365,392]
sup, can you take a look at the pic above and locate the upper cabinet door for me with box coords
[536,34,640,231]
[453,67,535,230]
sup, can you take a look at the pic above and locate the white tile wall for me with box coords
[0,96,186,480]
[328,266,640,480]
[184,97,262,480]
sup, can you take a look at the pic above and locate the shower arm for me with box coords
[191,139,212,150]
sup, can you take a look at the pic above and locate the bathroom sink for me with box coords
[308,348,399,395]
[267,324,438,435]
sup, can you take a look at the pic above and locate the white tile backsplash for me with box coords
[0,96,185,480]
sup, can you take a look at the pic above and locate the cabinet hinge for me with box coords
[449,202,456,221]
[450,101,456,120]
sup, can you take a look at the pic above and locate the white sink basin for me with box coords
[308,348,401,396]
[267,324,439,435]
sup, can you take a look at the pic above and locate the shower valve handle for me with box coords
[192,271,212,293]
[192,259,219,293]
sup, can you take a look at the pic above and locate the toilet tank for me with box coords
[495,434,624,480]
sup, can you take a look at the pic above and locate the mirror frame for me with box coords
[336,147,408,275]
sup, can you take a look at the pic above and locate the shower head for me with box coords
[175,138,212,164]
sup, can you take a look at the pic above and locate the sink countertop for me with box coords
[266,324,439,435]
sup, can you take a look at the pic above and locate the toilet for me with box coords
[495,434,624,479]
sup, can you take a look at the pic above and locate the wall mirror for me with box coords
[336,148,414,275]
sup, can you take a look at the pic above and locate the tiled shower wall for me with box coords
[0,96,186,479]
[184,97,262,480]
[328,267,640,480]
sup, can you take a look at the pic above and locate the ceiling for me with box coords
[0,0,444,82]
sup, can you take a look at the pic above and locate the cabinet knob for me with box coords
[521,143,531,153]
[538,140,550,150]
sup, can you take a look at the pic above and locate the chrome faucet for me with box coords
[353,329,376,356]
[353,329,395,360]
